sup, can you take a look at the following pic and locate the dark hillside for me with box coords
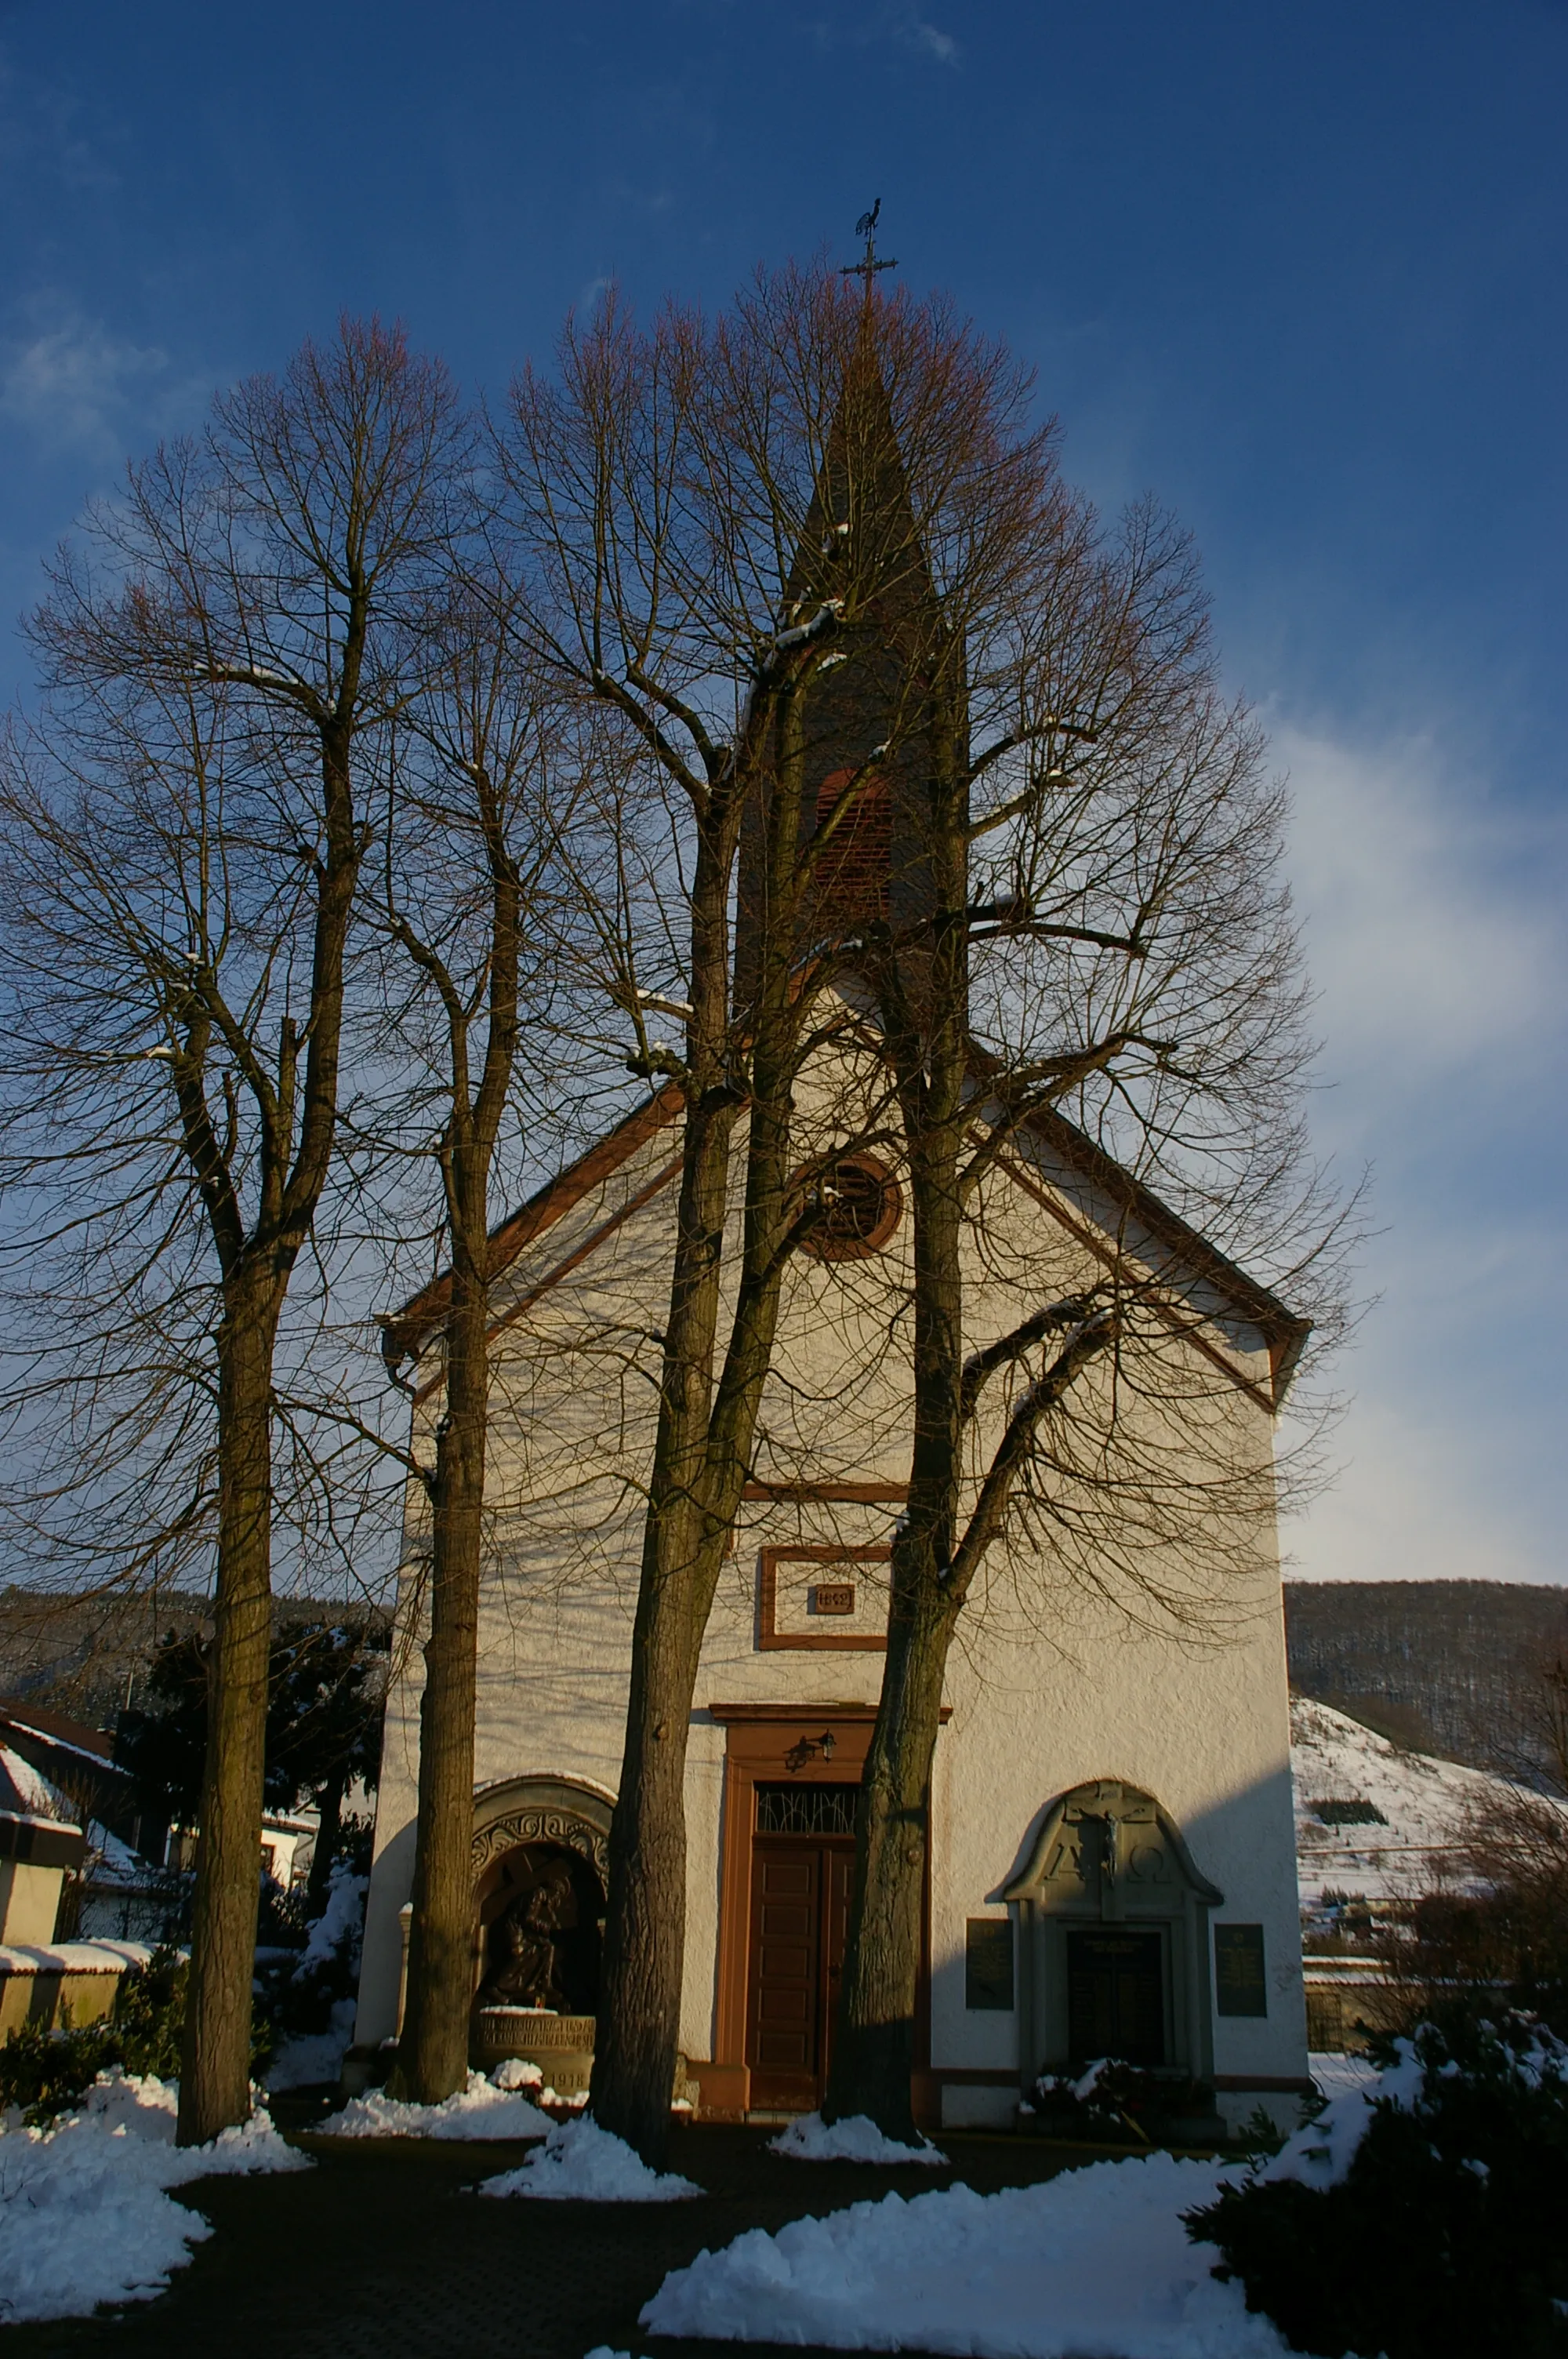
[0,1583,390,1732]
[1283,1579,1567,1776]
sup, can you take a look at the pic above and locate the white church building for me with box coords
[354,415,1314,2135]
[354,1061,1312,2134]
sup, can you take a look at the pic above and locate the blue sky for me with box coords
[1,0,1563,1587]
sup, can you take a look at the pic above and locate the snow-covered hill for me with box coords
[1290,1694,1511,1911]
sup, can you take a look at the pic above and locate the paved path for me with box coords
[1,2110,1118,2359]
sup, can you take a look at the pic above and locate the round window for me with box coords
[793,1153,903,1261]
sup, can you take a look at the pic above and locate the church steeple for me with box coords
[735,303,968,1001]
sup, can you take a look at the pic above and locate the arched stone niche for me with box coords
[467,1776,613,2084]
[470,1773,612,1890]
[1001,1778,1223,2089]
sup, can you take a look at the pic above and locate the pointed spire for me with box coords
[735,320,968,998]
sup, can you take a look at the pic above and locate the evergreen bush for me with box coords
[1030,2059,1217,2143]
[1184,2015,1568,2359]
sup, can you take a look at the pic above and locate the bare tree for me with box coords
[0,320,465,2142]
[371,574,588,2104]
[494,269,1013,2161]
[815,305,1346,2135]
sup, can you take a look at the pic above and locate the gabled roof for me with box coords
[380,1083,684,1373]
[1006,1104,1310,1408]
[379,1069,1308,1409]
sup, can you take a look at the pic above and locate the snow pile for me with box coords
[1306,2049,1380,2103]
[0,2070,309,2325]
[642,2151,1292,2356]
[316,2067,549,2140]
[770,2110,947,2165]
[480,2113,699,2202]
[644,2042,1441,2355]
[492,2055,544,2090]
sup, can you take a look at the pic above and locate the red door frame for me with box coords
[701,1702,945,2119]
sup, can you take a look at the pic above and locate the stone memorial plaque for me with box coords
[1214,1921,1268,2016]
[965,1916,1014,2010]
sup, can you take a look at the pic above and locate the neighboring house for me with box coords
[165,1808,319,1890]
[355,402,1314,2135]
[0,1699,136,1845]
[0,1740,85,1946]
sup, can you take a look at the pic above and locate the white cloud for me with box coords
[0,304,169,457]
[1285,1394,1550,1586]
[1278,718,1568,1590]
[1279,720,1567,1103]
[805,6,960,65]
[907,17,958,63]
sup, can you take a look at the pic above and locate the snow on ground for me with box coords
[1290,1695,1517,1909]
[479,2114,699,2202]
[316,2067,550,2140]
[0,2070,309,2326]
[265,1997,358,2092]
[770,2111,947,2166]
[643,2048,1418,2357]
[643,2152,1289,2357]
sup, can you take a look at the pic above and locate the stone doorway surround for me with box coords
[1001,1777,1223,2092]
[395,1773,616,2073]
[470,1772,613,1892]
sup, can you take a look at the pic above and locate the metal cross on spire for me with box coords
[842,198,898,299]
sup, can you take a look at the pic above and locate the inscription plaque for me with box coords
[812,1582,857,1616]
[965,1917,1014,2010]
[1214,1921,1268,2017]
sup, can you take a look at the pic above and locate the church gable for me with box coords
[383,1029,1304,1430]
[994,1113,1306,1415]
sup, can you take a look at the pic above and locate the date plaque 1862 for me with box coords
[812,1582,857,1616]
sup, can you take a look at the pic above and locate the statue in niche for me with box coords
[477,1861,575,2010]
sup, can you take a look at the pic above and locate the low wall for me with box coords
[1301,1955,1406,2052]
[0,1940,153,2037]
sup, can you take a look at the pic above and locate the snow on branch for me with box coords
[770,600,844,656]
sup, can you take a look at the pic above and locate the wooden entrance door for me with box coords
[1065,1928,1167,2066]
[746,1834,855,2111]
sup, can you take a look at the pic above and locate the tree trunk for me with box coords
[177,1285,279,2146]
[827,729,972,2139]
[590,1086,735,2165]
[589,1561,705,2163]
[305,1767,346,1919]
[826,1576,953,2138]
[826,1139,964,2139]
[590,700,816,2166]
[393,1266,489,2103]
